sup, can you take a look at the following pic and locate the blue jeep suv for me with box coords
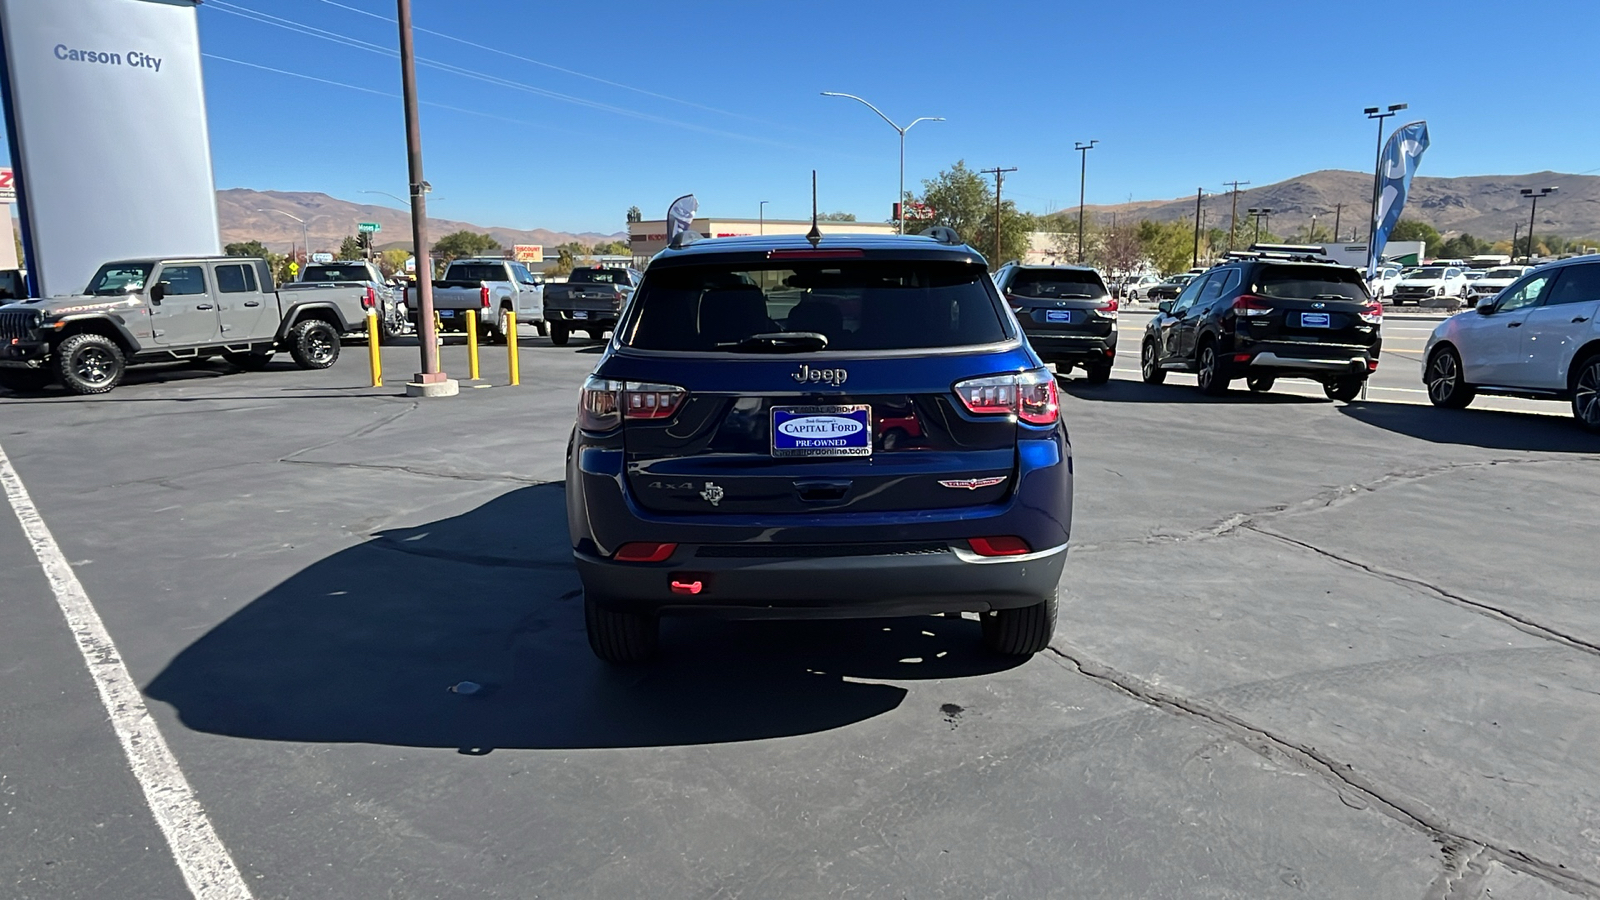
[566,232,1073,663]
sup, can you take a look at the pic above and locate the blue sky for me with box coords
[69,0,1600,233]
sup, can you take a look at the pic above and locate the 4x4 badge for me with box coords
[700,482,725,506]
[938,477,1006,490]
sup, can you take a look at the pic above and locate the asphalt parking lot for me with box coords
[3,320,1599,900]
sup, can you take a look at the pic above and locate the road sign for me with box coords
[358,222,380,234]
[0,168,14,204]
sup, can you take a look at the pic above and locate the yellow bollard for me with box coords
[366,308,383,387]
[505,308,520,386]
[434,309,443,346]
[465,308,481,381]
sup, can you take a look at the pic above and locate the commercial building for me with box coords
[628,217,897,267]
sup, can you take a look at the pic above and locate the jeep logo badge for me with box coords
[792,364,847,386]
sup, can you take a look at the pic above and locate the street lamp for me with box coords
[759,200,769,235]
[820,92,944,234]
[1520,187,1558,261]
[1364,103,1408,269]
[1075,140,1098,264]
[258,208,313,266]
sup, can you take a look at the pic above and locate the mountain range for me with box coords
[1066,170,1600,242]
[216,189,626,255]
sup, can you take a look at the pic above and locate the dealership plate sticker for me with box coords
[571,310,589,319]
[1300,312,1331,328]
[438,310,455,318]
[771,405,871,457]
[1045,310,1073,323]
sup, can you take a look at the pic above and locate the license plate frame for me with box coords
[1300,312,1331,328]
[571,310,589,320]
[771,404,872,458]
[438,310,455,319]
[1045,309,1073,324]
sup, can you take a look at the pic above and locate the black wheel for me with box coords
[1140,341,1166,384]
[1196,341,1229,396]
[1425,347,1474,409]
[1082,361,1113,385]
[1571,355,1600,434]
[287,319,340,369]
[550,322,570,346]
[536,320,549,337]
[0,367,53,394]
[1246,375,1275,393]
[1324,375,1364,402]
[981,595,1057,656]
[378,311,405,345]
[584,594,659,664]
[224,350,274,371]
[54,333,125,395]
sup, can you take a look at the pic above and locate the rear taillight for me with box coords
[954,368,1059,426]
[579,376,686,431]
[614,542,677,563]
[361,286,376,310]
[1360,301,1383,324]
[613,290,625,309]
[1231,294,1273,317]
[1096,297,1119,317]
[480,285,491,309]
[968,536,1031,557]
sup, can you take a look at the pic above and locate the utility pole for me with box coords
[981,166,1017,267]
[396,0,453,396]
[1222,180,1250,251]
[1074,141,1097,264]
[1512,223,1521,261]
[1332,203,1343,242]
[1192,188,1204,267]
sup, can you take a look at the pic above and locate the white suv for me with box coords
[1423,257,1600,431]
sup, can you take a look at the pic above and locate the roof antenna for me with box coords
[806,170,822,248]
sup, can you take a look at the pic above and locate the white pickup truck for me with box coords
[405,257,546,342]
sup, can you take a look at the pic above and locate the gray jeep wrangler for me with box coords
[0,256,371,396]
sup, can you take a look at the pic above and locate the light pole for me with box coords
[1521,187,1558,261]
[258,209,312,267]
[1307,211,1322,243]
[821,92,943,234]
[396,0,450,393]
[1364,103,1408,270]
[1075,140,1098,264]
[759,200,768,235]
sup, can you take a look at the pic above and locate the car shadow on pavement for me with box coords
[145,483,1023,752]
[1057,379,1322,404]
[1339,404,1598,453]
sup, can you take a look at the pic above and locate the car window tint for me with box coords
[1543,264,1600,306]
[160,266,207,296]
[1172,273,1211,312]
[1199,271,1233,304]
[622,260,1009,353]
[215,264,253,294]
[1007,269,1106,299]
[1257,265,1369,301]
[1497,271,1558,313]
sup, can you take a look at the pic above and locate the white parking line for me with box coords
[0,441,254,900]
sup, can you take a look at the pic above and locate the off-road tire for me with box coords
[54,333,125,395]
[1425,346,1475,409]
[585,595,659,664]
[0,367,54,394]
[1083,361,1113,385]
[550,322,570,346]
[1140,341,1166,384]
[1571,354,1600,434]
[224,350,275,371]
[1246,375,1276,393]
[287,319,340,370]
[1196,341,1230,396]
[982,595,1057,656]
[1324,375,1364,402]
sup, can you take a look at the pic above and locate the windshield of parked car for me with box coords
[86,263,154,296]
[297,265,372,283]
[569,268,630,285]
[1485,268,1525,280]
[1008,269,1107,299]
[621,260,1010,353]
[1412,267,1448,279]
[1256,265,1371,301]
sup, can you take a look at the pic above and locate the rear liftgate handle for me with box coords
[794,479,851,503]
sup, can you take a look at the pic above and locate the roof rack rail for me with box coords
[919,225,963,245]
[1223,249,1337,264]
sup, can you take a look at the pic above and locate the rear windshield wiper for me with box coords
[718,332,829,353]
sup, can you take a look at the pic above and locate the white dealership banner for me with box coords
[0,0,220,297]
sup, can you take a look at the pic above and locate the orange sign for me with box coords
[513,244,543,263]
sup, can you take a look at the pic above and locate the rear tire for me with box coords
[536,320,549,337]
[1140,341,1166,384]
[1571,354,1600,433]
[1324,375,1364,402]
[54,333,125,395]
[550,322,570,346]
[287,319,340,370]
[1196,341,1229,396]
[982,595,1057,656]
[584,595,659,664]
[1246,375,1275,393]
[1426,347,1474,409]
[1083,361,1113,385]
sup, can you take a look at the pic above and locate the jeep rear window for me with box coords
[87,263,153,296]
[1008,269,1106,299]
[620,260,1010,353]
[1256,265,1371,301]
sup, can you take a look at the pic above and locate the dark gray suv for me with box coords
[991,263,1118,384]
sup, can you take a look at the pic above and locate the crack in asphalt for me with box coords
[1249,525,1600,663]
[1044,644,1600,898]
[281,458,549,486]
[279,402,419,462]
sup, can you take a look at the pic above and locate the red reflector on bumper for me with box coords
[670,580,703,595]
[968,536,1031,557]
[1368,359,1380,371]
[614,542,676,563]
[1232,352,1253,363]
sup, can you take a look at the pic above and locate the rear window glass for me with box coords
[621,261,1010,353]
[1256,265,1370,301]
[444,264,507,283]
[1007,269,1106,298]
[298,265,371,283]
[570,269,629,285]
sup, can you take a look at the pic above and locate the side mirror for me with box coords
[150,283,168,303]
[1476,301,1494,315]
[1158,300,1174,314]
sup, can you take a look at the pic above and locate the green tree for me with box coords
[818,211,857,222]
[224,240,270,259]
[432,230,502,263]
[378,248,412,277]
[1436,233,1491,259]
[1135,220,1195,276]
[1388,219,1441,249]
[556,240,590,257]
[912,161,1033,269]
[337,235,364,259]
[626,206,643,224]
[544,248,577,278]
[592,240,630,255]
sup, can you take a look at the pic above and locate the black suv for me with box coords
[1139,253,1383,400]
[991,263,1117,383]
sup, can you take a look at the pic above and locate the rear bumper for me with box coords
[1247,351,1372,373]
[548,309,618,326]
[577,542,1068,617]
[1022,331,1117,364]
